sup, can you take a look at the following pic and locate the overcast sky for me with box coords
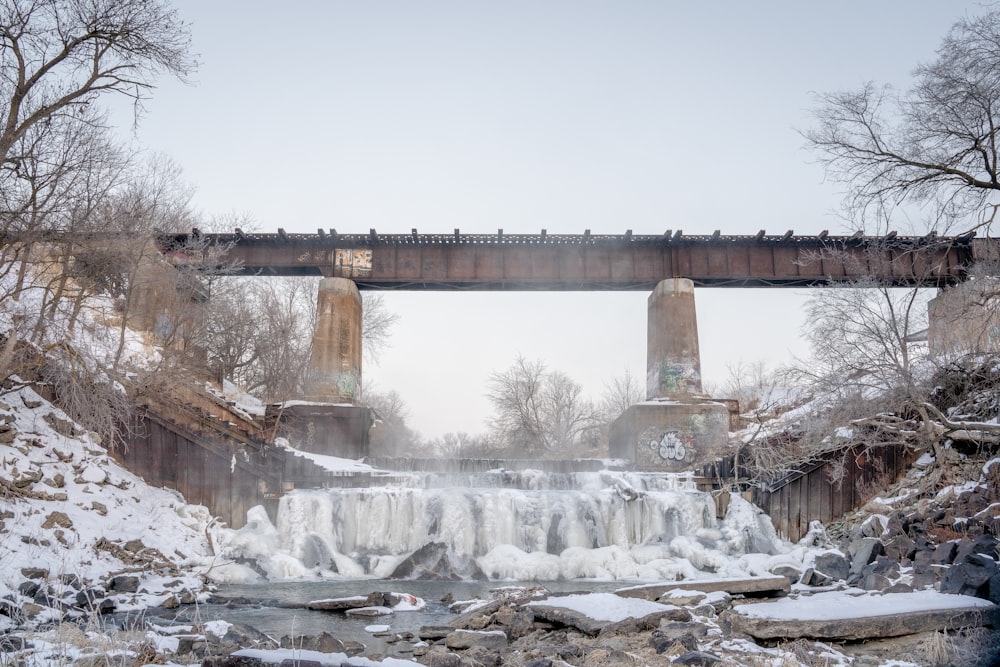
[113,1,988,438]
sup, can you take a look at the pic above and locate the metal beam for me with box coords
[155,231,984,290]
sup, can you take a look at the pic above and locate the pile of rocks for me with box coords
[825,455,1000,604]
[2,554,204,627]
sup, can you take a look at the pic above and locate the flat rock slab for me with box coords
[527,592,688,636]
[445,629,508,650]
[306,594,378,611]
[727,589,1000,640]
[615,575,790,601]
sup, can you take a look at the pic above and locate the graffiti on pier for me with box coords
[648,430,694,462]
[335,367,360,400]
[654,359,701,394]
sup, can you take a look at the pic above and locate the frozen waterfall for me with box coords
[217,468,786,582]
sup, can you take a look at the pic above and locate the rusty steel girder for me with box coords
[157,230,980,289]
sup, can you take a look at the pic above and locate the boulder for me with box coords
[955,535,999,563]
[41,512,72,530]
[344,606,393,617]
[940,553,999,600]
[860,572,892,591]
[418,625,453,641]
[930,541,958,565]
[421,651,463,667]
[652,633,698,654]
[306,593,381,611]
[812,551,850,581]
[655,621,710,641]
[445,629,508,650]
[279,632,345,653]
[18,581,40,598]
[672,651,722,666]
[389,542,466,580]
[109,575,139,593]
[848,538,885,578]
[491,604,535,638]
[799,568,831,587]
[204,656,267,667]
[883,534,916,561]
[770,565,801,585]
[657,590,707,606]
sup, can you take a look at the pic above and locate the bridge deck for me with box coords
[158,229,982,289]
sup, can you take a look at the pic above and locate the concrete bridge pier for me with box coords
[269,276,372,461]
[304,277,363,403]
[646,278,703,397]
[610,278,730,472]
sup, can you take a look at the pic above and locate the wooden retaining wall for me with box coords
[744,444,919,541]
[115,410,283,529]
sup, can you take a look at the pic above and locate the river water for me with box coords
[151,579,635,659]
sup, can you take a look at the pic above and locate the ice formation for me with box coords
[217,469,787,582]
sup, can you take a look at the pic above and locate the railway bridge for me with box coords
[159,228,979,288]
[156,229,992,473]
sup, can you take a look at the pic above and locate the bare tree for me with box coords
[597,367,643,423]
[486,355,600,457]
[420,431,494,459]
[0,0,195,165]
[364,386,417,456]
[804,9,1000,228]
[195,277,399,402]
[794,279,930,399]
[362,292,400,363]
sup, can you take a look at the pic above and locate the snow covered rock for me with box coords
[526,592,690,636]
[726,589,999,640]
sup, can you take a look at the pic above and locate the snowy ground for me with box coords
[2,382,999,665]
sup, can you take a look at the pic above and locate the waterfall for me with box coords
[219,468,785,582]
